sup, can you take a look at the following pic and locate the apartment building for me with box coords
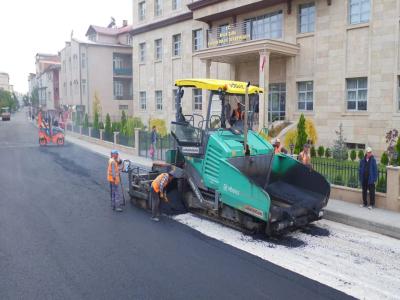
[132,0,400,153]
[59,21,133,121]
[0,72,12,92]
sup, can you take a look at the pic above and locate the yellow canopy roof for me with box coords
[175,78,263,95]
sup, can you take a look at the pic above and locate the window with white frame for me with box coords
[119,105,129,110]
[139,1,146,21]
[298,3,315,33]
[172,34,181,57]
[155,90,163,111]
[193,29,203,51]
[70,81,73,97]
[139,42,146,63]
[139,91,147,111]
[74,79,79,95]
[347,77,368,111]
[113,55,123,69]
[193,89,202,111]
[81,79,86,95]
[81,53,86,68]
[172,89,178,110]
[297,81,313,111]
[154,39,162,60]
[114,81,124,98]
[172,0,181,10]
[349,0,370,24]
[127,34,132,45]
[155,0,162,16]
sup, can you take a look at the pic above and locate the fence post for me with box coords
[134,128,140,156]
[386,166,400,211]
[100,129,104,140]
[79,126,82,135]
[71,123,74,133]
[89,127,92,137]
[114,132,119,144]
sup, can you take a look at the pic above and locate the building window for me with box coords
[155,0,162,16]
[346,143,365,150]
[73,54,78,70]
[347,77,368,111]
[139,42,146,63]
[138,1,146,21]
[193,29,203,51]
[349,0,370,24]
[244,11,283,40]
[88,34,97,42]
[81,53,86,68]
[193,89,202,111]
[172,34,181,57]
[297,81,313,111]
[81,79,86,95]
[218,24,229,45]
[114,81,124,99]
[127,35,132,45]
[74,80,79,95]
[139,91,147,111]
[154,39,162,61]
[70,81,73,97]
[155,90,163,111]
[298,3,315,33]
[113,55,123,69]
[172,0,181,10]
[119,105,129,110]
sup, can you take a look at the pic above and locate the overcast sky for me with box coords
[0,0,132,93]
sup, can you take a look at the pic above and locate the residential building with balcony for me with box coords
[60,21,133,121]
[0,72,13,92]
[132,0,400,153]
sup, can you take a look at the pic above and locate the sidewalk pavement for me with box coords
[65,132,400,239]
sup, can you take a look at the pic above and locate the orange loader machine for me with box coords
[38,111,65,146]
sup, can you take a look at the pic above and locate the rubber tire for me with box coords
[57,138,64,146]
[39,138,47,146]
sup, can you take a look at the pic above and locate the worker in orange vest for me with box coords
[298,144,312,168]
[230,102,243,125]
[150,169,176,221]
[273,138,288,154]
[108,150,123,212]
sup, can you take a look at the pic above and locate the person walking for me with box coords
[273,138,288,154]
[149,169,176,221]
[150,126,157,160]
[298,144,312,168]
[359,147,378,209]
[107,150,123,212]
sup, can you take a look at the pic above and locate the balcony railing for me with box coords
[206,19,282,49]
[113,68,132,76]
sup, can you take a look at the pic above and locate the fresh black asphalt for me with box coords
[0,112,354,300]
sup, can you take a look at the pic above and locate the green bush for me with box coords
[317,146,325,157]
[120,111,128,135]
[358,149,364,160]
[83,114,89,129]
[99,121,104,130]
[347,175,359,188]
[124,117,145,136]
[380,152,389,166]
[93,111,99,130]
[376,177,386,193]
[333,174,344,185]
[295,114,308,154]
[325,148,331,158]
[310,146,316,157]
[350,150,357,161]
[112,122,121,133]
[105,114,112,135]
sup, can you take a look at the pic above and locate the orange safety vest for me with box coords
[274,145,282,154]
[107,158,120,185]
[151,173,170,193]
[235,109,242,120]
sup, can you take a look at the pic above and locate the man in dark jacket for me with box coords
[359,147,378,209]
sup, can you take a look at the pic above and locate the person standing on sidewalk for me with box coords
[150,126,157,160]
[359,147,378,209]
[298,144,312,168]
[107,150,123,212]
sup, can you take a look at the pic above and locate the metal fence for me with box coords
[118,134,135,148]
[103,132,114,143]
[91,128,100,139]
[138,130,176,160]
[82,127,89,136]
[312,158,387,193]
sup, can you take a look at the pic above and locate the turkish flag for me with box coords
[260,55,266,72]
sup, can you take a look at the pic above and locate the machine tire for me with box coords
[57,137,64,145]
[39,138,47,146]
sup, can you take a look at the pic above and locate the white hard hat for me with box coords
[366,147,372,153]
[275,138,281,143]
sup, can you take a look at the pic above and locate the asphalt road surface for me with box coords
[0,111,352,300]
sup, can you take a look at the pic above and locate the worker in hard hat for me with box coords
[273,138,288,154]
[107,150,123,212]
[149,169,176,221]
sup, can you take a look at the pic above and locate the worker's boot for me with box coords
[116,207,123,212]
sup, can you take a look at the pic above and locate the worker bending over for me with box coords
[107,150,123,212]
[150,169,176,221]
[273,138,288,154]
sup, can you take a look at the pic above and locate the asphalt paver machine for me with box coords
[124,79,330,235]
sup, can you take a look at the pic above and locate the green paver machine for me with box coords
[125,79,330,235]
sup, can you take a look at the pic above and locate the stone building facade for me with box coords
[132,0,400,153]
[0,72,12,92]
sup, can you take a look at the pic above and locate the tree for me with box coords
[105,113,112,135]
[83,113,89,129]
[358,149,364,160]
[92,91,102,130]
[120,110,127,135]
[394,136,400,166]
[93,111,99,130]
[295,114,308,154]
[310,146,316,157]
[350,149,357,161]
[325,147,331,158]
[125,117,144,136]
[284,129,297,149]
[317,146,325,157]
[30,87,39,107]
[380,152,389,166]
[149,118,167,137]
[332,123,348,160]
[305,119,318,145]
